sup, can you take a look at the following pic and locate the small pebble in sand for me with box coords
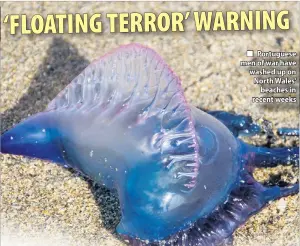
[277,199,287,213]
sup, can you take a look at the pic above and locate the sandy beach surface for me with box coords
[1,2,299,246]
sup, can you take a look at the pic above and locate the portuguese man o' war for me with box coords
[1,44,299,246]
